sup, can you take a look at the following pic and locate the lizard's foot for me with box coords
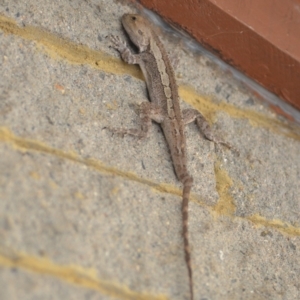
[214,140,240,156]
[109,35,127,53]
[182,108,239,155]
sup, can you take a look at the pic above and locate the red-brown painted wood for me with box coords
[139,0,300,110]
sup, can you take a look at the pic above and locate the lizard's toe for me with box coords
[109,35,127,51]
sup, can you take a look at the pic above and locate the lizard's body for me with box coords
[110,13,233,300]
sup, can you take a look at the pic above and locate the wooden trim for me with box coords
[139,0,300,110]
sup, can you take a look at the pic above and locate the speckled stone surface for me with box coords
[0,1,299,300]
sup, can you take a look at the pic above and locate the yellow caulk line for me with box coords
[0,127,203,206]
[0,14,142,80]
[245,214,300,236]
[1,15,298,141]
[1,127,299,236]
[212,160,236,217]
[0,247,167,300]
[179,85,300,141]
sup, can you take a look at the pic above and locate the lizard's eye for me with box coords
[131,16,136,21]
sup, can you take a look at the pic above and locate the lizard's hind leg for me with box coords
[182,108,238,153]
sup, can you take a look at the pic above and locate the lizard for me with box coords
[109,13,234,300]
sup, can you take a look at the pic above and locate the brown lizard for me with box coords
[110,13,233,300]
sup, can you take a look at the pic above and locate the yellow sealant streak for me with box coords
[0,14,142,80]
[0,127,202,206]
[0,14,299,141]
[212,160,236,217]
[0,248,167,300]
[1,127,299,237]
[246,214,300,236]
[179,86,300,141]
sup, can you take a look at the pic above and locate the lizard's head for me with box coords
[121,14,152,52]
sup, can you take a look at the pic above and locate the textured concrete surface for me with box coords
[0,1,299,300]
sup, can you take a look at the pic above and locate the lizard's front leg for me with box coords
[182,108,238,153]
[110,35,141,64]
[107,102,165,140]
[109,36,165,139]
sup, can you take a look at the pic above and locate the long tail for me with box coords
[182,175,194,300]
